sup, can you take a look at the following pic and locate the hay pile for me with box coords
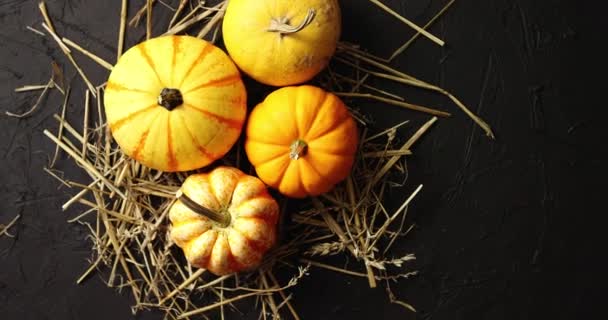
[8,1,492,318]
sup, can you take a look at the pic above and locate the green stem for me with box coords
[290,139,308,160]
[177,191,230,227]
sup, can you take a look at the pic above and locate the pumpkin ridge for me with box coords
[131,111,162,161]
[310,148,355,158]
[308,148,356,162]
[182,73,241,94]
[109,104,157,132]
[298,158,326,194]
[187,229,218,268]
[209,233,232,274]
[182,103,243,130]
[305,104,351,141]
[294,85,322,137]
[256,155,290,186]
[278,162,305,197]
[175,209,212,229]
[166,113,179,171]
[234,228,266,255]
[230,176,272,208]
[204,174,222,210]
[171,220,211,246]
[132,128,151,162]
[105,81,150,94]
[176,112,218,160]
[295,161,310,195]
[178,43,215,88]
[250,145,288,165]
[216,168,241,208]
[198,126,224,157]
[137,43,164,87]
[234,217,274,248]
[307,118,359,156]
[171,36,180,86]
[234,195,276,220]
[305,121,352,147]
[223,232,245,272]
[245,135,291,147]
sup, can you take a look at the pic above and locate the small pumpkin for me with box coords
[245,85,358,198]
[104,35,247,172]
[169,166,279,276]
[222,0,341,86]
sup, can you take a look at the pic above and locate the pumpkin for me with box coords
[245,85,358,198]
[104,35,247,172]
[169,166,279,276]
[222,0,341,86]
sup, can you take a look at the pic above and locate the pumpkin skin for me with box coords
[169,166,279,276]
[245,85,358,198]
[222,0,341,86]
[104,35,247,172]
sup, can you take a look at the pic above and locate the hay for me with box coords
[12,0,495,318]
[0,214,21,238]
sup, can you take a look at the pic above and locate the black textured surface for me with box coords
[1,1,604,319]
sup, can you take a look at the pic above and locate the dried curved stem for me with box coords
[268,9,316,35]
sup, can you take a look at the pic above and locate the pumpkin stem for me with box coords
[176,190,231,227]
[289,139,308,160]
[158,88,183,111]
[267,9,316,35]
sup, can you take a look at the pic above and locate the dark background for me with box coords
[1,0,604,319]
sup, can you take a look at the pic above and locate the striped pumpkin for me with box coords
[104,35,246,172]
[169,167,279,275]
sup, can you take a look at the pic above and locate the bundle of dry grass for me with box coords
[8,1,492,318]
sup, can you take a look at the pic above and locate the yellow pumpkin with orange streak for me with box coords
[222,0,341,86]
[104,35,246,172]
[245,85,359,198]
[169,167,279,276]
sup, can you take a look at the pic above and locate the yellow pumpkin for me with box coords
[169,166,279,276]
[245,85,358,198]
[104,35,246,172]
[222,0,341,86]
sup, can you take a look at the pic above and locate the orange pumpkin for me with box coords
[245,85,358,198]
[169,167,279,276]
[104,35,246,172]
